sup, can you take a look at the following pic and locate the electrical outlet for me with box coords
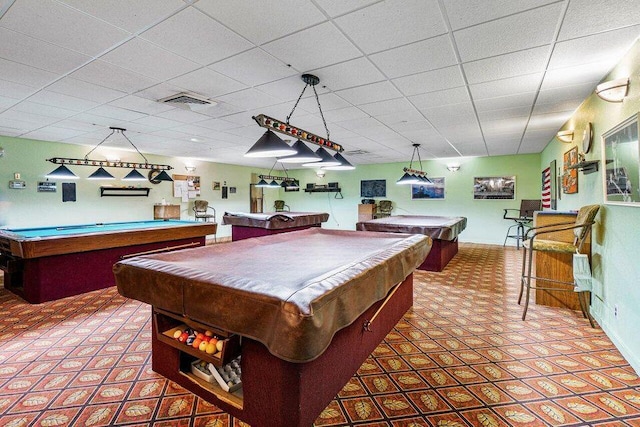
[614,305,618,318]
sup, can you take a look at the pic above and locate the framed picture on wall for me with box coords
[411,177,445,199]
[562,146,578,194]
[473,176,515,199]
[602,113,639,205]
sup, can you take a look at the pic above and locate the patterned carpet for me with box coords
[1,243,639,427]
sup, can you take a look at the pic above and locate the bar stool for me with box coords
[518,204,600,327]
[503,200,542,249]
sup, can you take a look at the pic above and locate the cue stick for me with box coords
[120,242,200,259]
[363,282,402,332]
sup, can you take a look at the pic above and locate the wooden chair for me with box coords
[503,199,542,249]
[519,204,600,327]
[274,200,290,212]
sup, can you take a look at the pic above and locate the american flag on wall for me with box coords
[542,166,551,209]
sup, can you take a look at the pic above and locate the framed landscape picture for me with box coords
[411,177,445,199]
[473,176,515,200]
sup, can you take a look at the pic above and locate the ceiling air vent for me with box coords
[343,149,369,155]
[158,92,215,110]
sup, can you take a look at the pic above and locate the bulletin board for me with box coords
[172,174,201,202]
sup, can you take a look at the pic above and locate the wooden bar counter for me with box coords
[533,211,589,310]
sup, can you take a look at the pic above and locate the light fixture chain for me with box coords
[313,85,330,141]
[286,84,309,124]
[83,128,116,159]
[120,130,149,164]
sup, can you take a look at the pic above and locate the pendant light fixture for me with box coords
[256,161,298,189]
[45,127,173,183]
[397,144,431,185]
[251,74,354,170]
[245,129,297,158]
[323,152,355,171]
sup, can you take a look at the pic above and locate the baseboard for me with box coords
[592,312,640,376]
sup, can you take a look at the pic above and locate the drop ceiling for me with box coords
[0,0,639,168]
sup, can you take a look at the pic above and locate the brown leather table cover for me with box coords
[356,215,467,241]
[222,211,329,229]
[114,228,431,363]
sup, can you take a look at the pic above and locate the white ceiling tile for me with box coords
[314,0,380,17]
[46,77,127,104]
[463,46,550,85]
[527,111,573,131]
[155,109,210,124]
[311,57,384,91]
[0,110,59,127]
[484,132,523,146]
[443,0,559,30]
[370,35,458,79]
[420,102,477,128]
[216,88,283,110]
[559,0,640,41]
[87,105,148,121]
[297,93,350,113]
[335,0,446,54]
[536,82,596,106]
[100,38,200,81]
[323,107,370,124]
[0,79,37,99]
[540,60,610,90]
[393,120,433,133]
[12,101,79,119]
[256,75,330,103]
[359,98,415,117]
[28,90,100,112]
[520,129,557,152]
[170,123,228,137]
[108,95,175,115]
[481,117,528,137]
[486,141,519,156]
[195,0,326,45]
[454,3,562,62]
[477,105,532,122]
[22,127,88,141]
[132,115,184,129]
[0,126,25,136]
[532,100,582,115]
[58,0,186,33]
[263,22,361,72]
[168,67,247,98]
[0,27,90,74]
[1,0,129,56]
[51,119,103,133]
[474,92,536,112]
[0,95,19,109]
[210,49,296,86]
[392,66,465,97]
[0,116,39,133]
[71,113,123,128]
[409,87,471,110]
[70,60,159,94]
[193,102,245,119]
[141,8,253,65]
[192,118,243,132]
[335,81,402,105]
[379,110,430,127]
[548,25,640,69]
[469,73,543,100]
[0,58,57,87]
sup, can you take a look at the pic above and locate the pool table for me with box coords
[356,215,467,271]
[0,220,217,303]
[221,211,329,241]
[114,228,431,427]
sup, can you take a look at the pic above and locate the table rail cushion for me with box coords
[356,215,467,241]
[114,228,431,363]
[222,212,329,229]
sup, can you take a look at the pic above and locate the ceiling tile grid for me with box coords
[0,0,637,168]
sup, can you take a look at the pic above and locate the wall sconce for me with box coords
[556,130,574,143]
[446,164,460,172]
[316,170,326,178]
[595,77,629,102]
[45,127,173,182]
[185,165,196,173]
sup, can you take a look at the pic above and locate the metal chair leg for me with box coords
[522,244,535,320]
[518,246,527,305]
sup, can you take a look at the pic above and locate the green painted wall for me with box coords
[264,154,542,245]
[0,136,259,239]
[540,39,640,373]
